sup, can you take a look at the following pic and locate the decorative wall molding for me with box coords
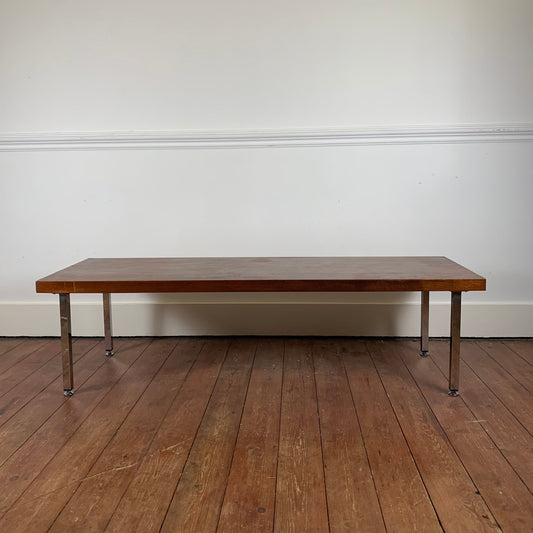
[1,124,533,151]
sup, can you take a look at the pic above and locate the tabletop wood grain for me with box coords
[35,257,486,293]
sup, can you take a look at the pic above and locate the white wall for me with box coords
[2,0,533,129]
[1,0,532,337]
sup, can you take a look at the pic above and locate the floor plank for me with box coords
[476,340,533,393]
[274,338,329,533]
[429,340,533,492]
[0,338,48,376]
[0,337,531,533]
[367,340,501,532]
[0,338,25,357]
[0,338,107,466]
[0,338,149,518]
[313,339,385,532]
[1,338,181,533]
[0,338,99,430]
[503,339,533,366]
[47,338,201,532]
[398,339,533,532]
[160,338,256,533]
[342,340,442,532]
[217,338,283,533]
[0,339,64,396]
[105,338,230,532]
[458,341,533,435]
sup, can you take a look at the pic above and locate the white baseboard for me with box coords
[1,301,532,337]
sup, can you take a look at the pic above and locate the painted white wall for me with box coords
[1,0,532,336]
[3,0,533,130]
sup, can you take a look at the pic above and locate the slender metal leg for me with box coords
[420,291,429,356]
[103,293,114,356]
[449,291,462,396]
[59,293,74,396]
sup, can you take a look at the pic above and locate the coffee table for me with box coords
[36,257,486,396]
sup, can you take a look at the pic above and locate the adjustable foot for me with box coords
[105,350,114,357]
[448,389,459,397]
[420,350,429,357]
[64,389,74,397]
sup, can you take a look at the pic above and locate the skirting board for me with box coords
[1,301,532,337]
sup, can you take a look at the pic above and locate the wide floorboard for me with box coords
[0,337,532,532]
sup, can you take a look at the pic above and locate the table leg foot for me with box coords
[64,389,74,396]
[448,389,459,397]
[105,350,114,357]
[420,350,429,357]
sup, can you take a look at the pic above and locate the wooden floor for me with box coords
[0,337,531,532]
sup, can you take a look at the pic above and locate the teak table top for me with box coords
[36,257,486,294]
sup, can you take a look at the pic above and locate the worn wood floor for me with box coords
[0,337,531,532]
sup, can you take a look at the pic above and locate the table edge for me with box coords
[36,278,486,293]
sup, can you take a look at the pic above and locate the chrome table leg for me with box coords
[59,293,74,396]
[103,293,114,356]
[420,291,429,356]
[449,291,462,396]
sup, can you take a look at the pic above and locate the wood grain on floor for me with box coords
[0,337,532,532]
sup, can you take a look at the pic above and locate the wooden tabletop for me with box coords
[35,257,486,294]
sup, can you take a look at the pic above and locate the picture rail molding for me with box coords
[1,123,533,151]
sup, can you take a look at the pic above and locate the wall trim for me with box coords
[1,301,532,337]
[1,124,533,151]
